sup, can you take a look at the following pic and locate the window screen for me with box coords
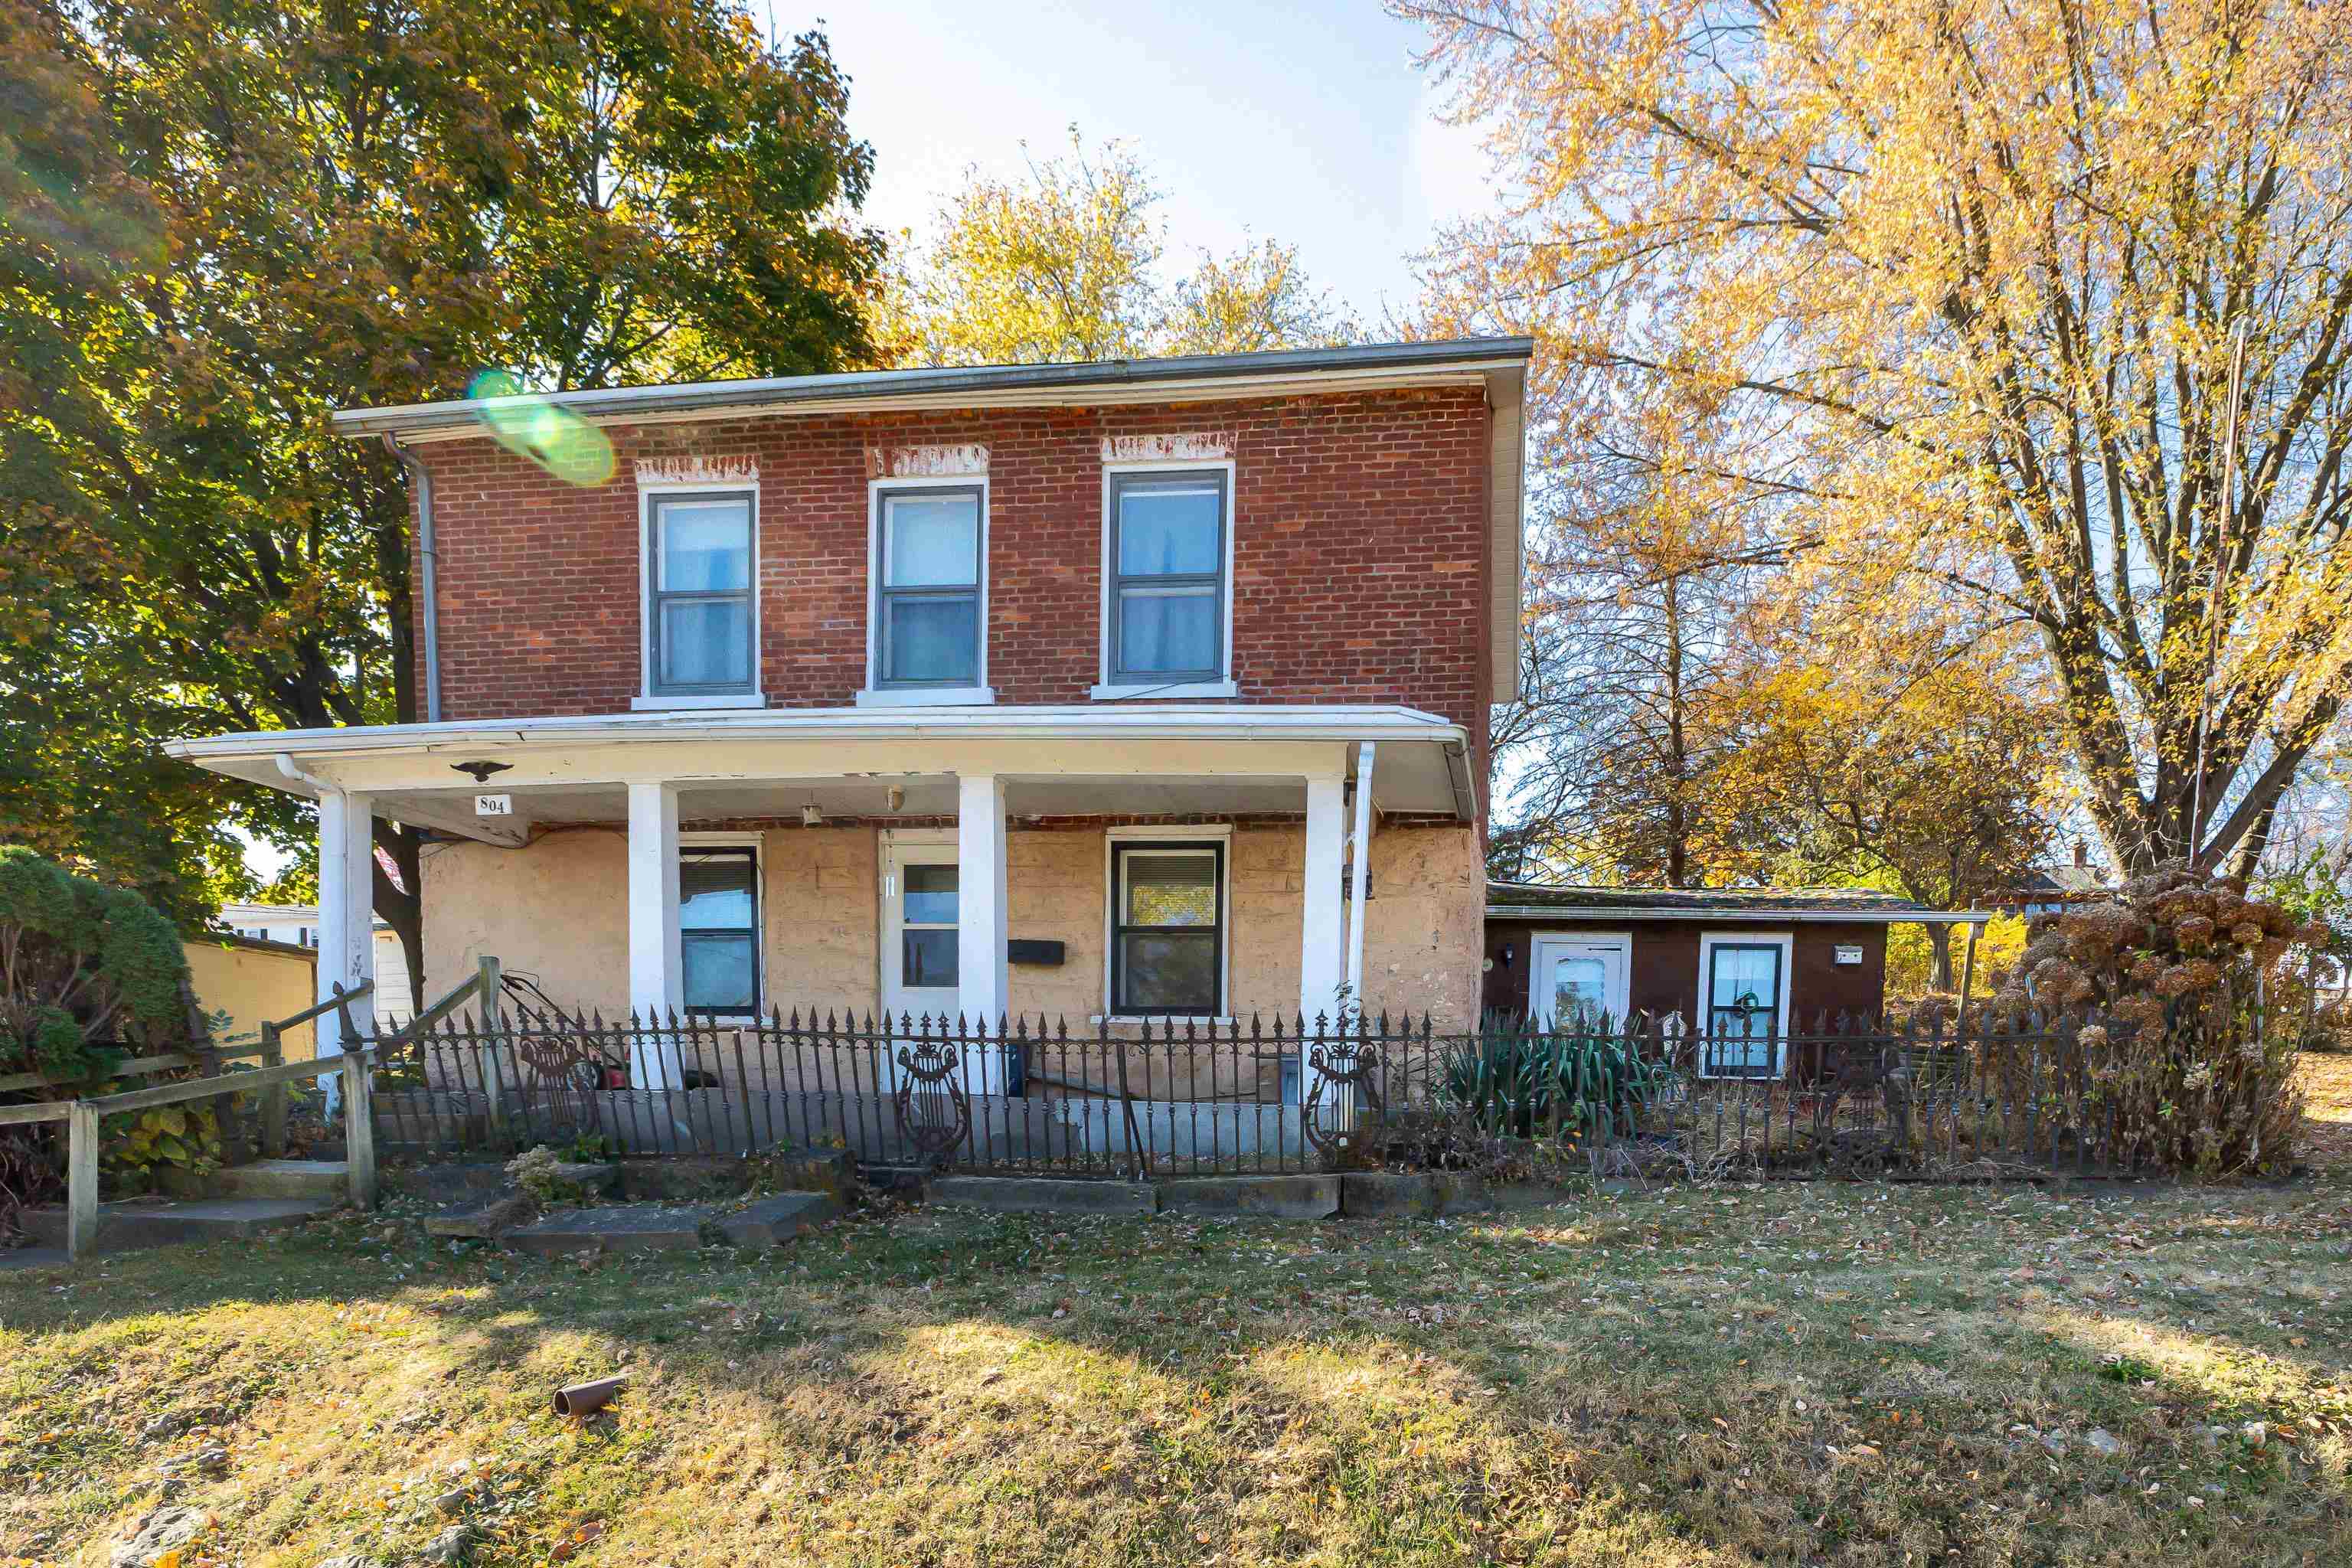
[1111,843,1223,1015]
[877,488,981,686]
[1108,472,1225,684]
[680,848,758,1013]
[649,495,754,694]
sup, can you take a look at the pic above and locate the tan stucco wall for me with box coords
[418,819,1485,1031]
[183,940,315,1057]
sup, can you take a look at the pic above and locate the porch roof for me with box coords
[1485,882,1997,926]
[164,704,1473,845]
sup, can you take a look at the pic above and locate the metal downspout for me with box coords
[383,435,442,724]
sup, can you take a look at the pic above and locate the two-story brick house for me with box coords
[167,340,1530,1090]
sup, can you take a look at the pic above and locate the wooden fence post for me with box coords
[259,1020,286,1158]
[475,956,507,1136]
[344,1047,377,1210]
[66,1101,101,1262]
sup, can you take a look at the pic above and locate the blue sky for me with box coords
[802,1,1496,325]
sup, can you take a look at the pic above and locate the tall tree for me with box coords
[877,129,1352,365]
[0,0,883,989]
[1400,0,2352,878]
[1709,645,2063,984]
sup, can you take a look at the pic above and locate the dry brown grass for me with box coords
[3,1171,2349,1567]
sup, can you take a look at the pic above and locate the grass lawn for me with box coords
[4,1174,2347,1568]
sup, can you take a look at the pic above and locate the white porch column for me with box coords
[956,773,1010,1026]
[315,789,377,1109]
[1299,770,1347,1027]
[956,773,1011,1095]
[1344,743,1377,1008]
[626,780,684,1089]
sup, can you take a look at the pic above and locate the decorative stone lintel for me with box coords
[634,456,759,487]
[867,443,989,479]
[1100,432,1232,464]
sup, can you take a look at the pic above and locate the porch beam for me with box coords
[956,772,1010,1027]
[315,787,377,1106]
[626,780,684,1089]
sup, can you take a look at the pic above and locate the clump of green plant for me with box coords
[506,1144,593,1204]
[1439,1020,1673,1142]
[1,848,204,1217]
[1994,863,2318,1177]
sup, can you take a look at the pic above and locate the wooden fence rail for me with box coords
[8,963,520,1263]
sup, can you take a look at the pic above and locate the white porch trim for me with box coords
[313,787,376,1102]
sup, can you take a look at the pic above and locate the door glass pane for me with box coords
[1548,954,1608,1027]
[1116,586,1216,675]
[1125,853,1217,925]
[884,594,978,683]
[885,493,978,586]
[1708,946,1780,1037]
[680,855,754,929]
[659,500,750,591]
[903,927,959,988]
[659,599,750,687]
[1116,485,1220,574]
[1119,932,1216,1011]
[903,864,957,926]
[682,932,755,1011]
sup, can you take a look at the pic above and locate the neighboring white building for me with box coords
[214,903,413,1027]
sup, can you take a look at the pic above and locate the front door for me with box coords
[1527,934,1630,1030]
[881,838,959,1023]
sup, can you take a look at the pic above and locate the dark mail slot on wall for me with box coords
[1008,939,1065,966]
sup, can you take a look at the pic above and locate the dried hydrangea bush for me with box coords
[1991,864,2318,1178]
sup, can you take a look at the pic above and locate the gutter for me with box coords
[382,436,443,724]
[1484,904,1998,926]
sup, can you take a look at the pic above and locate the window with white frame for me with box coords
[1109,841,1225,1016]
[1106,469,1227,686]
[680,845,760,1014]
[1697,933,1788,1079]
[874,484,983,688]
[645,492,756,698]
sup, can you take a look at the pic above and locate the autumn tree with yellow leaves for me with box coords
[1401,0,2352,879]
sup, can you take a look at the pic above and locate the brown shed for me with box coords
[1484,884,1993,1057]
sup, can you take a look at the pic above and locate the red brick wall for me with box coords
[411,387,1494,760]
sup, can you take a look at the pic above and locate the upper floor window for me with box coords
[1103,468,1230,691]
[645,492,756,700]
[877,485,982,688]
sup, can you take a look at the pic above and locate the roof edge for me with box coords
[330,338,1537,441]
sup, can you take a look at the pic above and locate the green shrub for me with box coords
[1440,1021,1673,1141]
[0,845,194,1080]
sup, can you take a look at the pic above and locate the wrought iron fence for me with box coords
[361,1001,2161,1182]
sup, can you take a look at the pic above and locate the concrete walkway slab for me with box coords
[21,1197,335,1255]
[933,1176,1157,1216]
[504,1204,714,1256]
[715,1191,840,1247]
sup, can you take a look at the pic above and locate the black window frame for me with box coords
[678,844,761,1017]
[646,491,758,697]
[874,482,985,690]
[1109,840,1226,1018]
[1106,469,1227,686]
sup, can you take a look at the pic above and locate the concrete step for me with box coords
[21,1195,336,1255]
[205,1159,351,1202]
